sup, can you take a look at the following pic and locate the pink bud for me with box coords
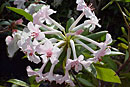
[75,29,84,35]
[15,19,23,25]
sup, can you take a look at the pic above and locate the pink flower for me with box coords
[84,14,101,32]
[59,70,75,86]
[28,22,45,40]
[5,30,22,57]
[14,0,26,9]
[76,0,94,18]
[18,38,41,64]
[33,5,56,25]
[36,39,61,64]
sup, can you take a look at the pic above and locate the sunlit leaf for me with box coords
[95,66,121,83]
[118,43,128,50]
[6,7,33,21]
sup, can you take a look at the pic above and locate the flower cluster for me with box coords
[6,0,112,86]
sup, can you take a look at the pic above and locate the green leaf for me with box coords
[0,21,10,25]
[117,37,128,44]
[118,43,128,50]
[101,0,114,10]
[66,17,74,32]
[121,27,127,39]
[124,8,130,17]
[86,64,97,77]
[87,31,108,41]
[116,0,130,2]
[77,78,95,87]
[7,79,29,87]
[6,7,33,21]
[95,66,121,83]
[124,50,129,62]
[102,56,117,71]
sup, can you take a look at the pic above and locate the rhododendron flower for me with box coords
[18,38,41,64]
[28,22,45,40]
[36,39,61,64]
[5,0,117,86]
[33,5,56,25]
[5,30,22,57]
[14,0,26,9]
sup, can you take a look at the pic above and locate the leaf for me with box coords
[121,27,127,39]
[117,37,128,44]
[87,31,108,41]
[66,17,74,32]
[7,79,29,87]
[77,78,95,87]
[101,0,114,11]
[102,56,117,71]
[109,51,124,56]
[124,8,130,17]
[116,0,130,2]
[86,64,97,77]
[118,43,128,50]
[95,66,121,83]
[124,50,129,62]
[6,7,33,21]
[0,21,10,25]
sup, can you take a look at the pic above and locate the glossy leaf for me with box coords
[87,31,108,41]
[6,7,33,21]
[95,66,121,83]
[7,79,29,87]
[66,17,74,32]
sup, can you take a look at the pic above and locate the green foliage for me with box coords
[87,31,108,41]
[7,79,29,87]
[95,65,121,83]
[116,0,130,2]
[102,56,117,71]
[66,17,74,32]
[77,78,95,87]
[6,7,33,21]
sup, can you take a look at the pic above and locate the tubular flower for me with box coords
[5,1,117,86]
[14,0,26,9]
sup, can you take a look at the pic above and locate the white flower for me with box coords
[14,0,26,9]
[33,5,56,25]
